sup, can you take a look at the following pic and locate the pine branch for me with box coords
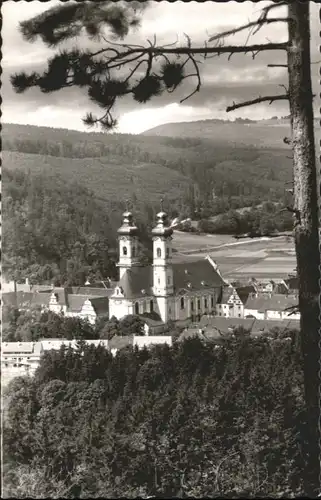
[226,94,288,112]
[208,18,288,42]
[94,41,288,59]
[179,54,201,103]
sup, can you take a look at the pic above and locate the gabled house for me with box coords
[216,285,244,318]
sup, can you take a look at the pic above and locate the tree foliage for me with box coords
[2,308,98,342]
[198,203,293,236]
[3,333,307,498]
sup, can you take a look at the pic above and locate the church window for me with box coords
[204,298,208,308]
[211,296,214,307]
[191,300,194,311]
[197,299,201,310]
[157,247,161,258]
[180,297,185,309]
[123,246,128,256]
[132,246,136,257]
[134,302,139,315]
[166,247,170,258]
[150,300,154,313]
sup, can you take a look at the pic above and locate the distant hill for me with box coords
[2,124,192,206]
[2,122,298,216]
[142,117,320,149]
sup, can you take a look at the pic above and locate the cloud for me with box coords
[2,0,319,133]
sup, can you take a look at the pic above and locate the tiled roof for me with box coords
[41,339,77,351]
[2,291,33,308]
[30,292,51,307]
[235,285,257,304]
[199,316,256,333]
[71,286,112,297]
[141,315,164,326]
[172,260,224,292]
[244,294,297,312]
[67,295,86,312]
[117,266,154,299]
[178,328,206,342]
[115,259,224,300]
[178,317,300,342]
[30,285,53,293]
[88,297,109,315]
[2,342,36,353]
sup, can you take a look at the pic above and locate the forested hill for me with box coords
[3,122,294,216]
[2,168,120,285]
[142,117,320,147]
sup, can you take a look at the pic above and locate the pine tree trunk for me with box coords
[287,3,320,495]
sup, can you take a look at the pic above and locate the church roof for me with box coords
[172,260,224,292]
[117,266,154,299]
[115,259,224,300]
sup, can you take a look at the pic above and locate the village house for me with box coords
[2,285,111,325]
[243,293,300,320]
[178,316,300,343]
[215,285,245,318]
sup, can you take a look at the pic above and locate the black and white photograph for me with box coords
[1,0,320,497]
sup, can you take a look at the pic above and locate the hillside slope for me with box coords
[2,122,296,215]
[2,151,191,205]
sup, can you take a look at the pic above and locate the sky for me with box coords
[2,1,319,134]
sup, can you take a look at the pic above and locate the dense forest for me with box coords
[2,168,153,285]
[3,332,307,498]
[198,203,294,236]
[3,123,293,219]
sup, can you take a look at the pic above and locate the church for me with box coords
[109,206,226,324]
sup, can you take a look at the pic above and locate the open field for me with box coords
[173,232,296,280]
[173,231,238,252]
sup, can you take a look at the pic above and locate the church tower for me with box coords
[152,201,174,322]
[117,205,140,280]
